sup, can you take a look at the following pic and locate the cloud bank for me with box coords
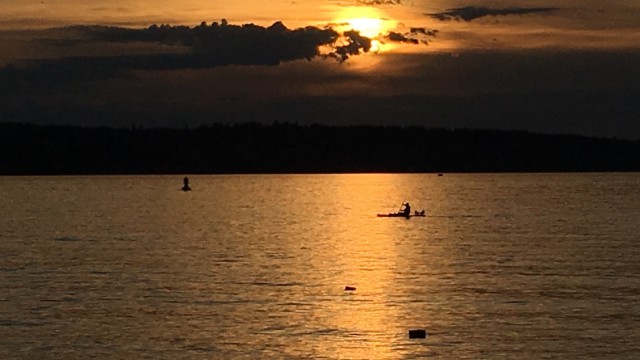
[427,6,559,22]
[68,21,340,65]
[0,20,435,92]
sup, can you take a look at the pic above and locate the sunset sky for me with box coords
[1,1,639,138]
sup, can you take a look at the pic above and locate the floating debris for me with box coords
[408,329,427,339]
[344,286,356,291]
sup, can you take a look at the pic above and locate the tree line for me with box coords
[1,122,639,175]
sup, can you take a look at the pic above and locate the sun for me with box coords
[334,7,396,39]
[346,17,385,38]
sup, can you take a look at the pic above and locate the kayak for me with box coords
[377,212,426,218]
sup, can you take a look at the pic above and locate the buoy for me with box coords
[181,176,192,191]
[344,286,356,291]
[408,329,427,339]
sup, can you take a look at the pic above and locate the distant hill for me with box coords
[1,122,638,175]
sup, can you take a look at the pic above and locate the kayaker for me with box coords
[402,202,411,216]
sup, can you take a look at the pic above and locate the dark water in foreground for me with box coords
[1,173,639,359]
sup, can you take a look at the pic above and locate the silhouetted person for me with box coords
[402,202,411,216]
[181,176,191,191]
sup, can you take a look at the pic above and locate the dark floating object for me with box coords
[377,210,426,218]
[344,286,356,291]
[408,329,427,339]
[378,202,425,218]
[181,176,192,191]
[437,173,443,176]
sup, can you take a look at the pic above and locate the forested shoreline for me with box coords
[1,122,639,175]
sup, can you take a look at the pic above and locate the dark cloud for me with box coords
[0,20,432,89]
[70,20,430,63]
[356,0,402,6]
[0,21,340,91]
[427,6,559,22]
[410,27,438,36]
[333,30,373,61]
[386,32,418,44]
[384,27,436,45]
[68,21,339,64]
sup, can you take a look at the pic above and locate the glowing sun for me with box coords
[334,7,396,39]
[346,17,385,38]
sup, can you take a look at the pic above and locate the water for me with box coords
[1,173,639,359]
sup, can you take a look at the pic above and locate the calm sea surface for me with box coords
[1,173,639,359]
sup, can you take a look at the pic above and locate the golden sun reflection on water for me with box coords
[301,174,441,358]
[4,174,637,358]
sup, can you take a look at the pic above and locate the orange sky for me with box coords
[1,0,639,51]
[1,1,639,138]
